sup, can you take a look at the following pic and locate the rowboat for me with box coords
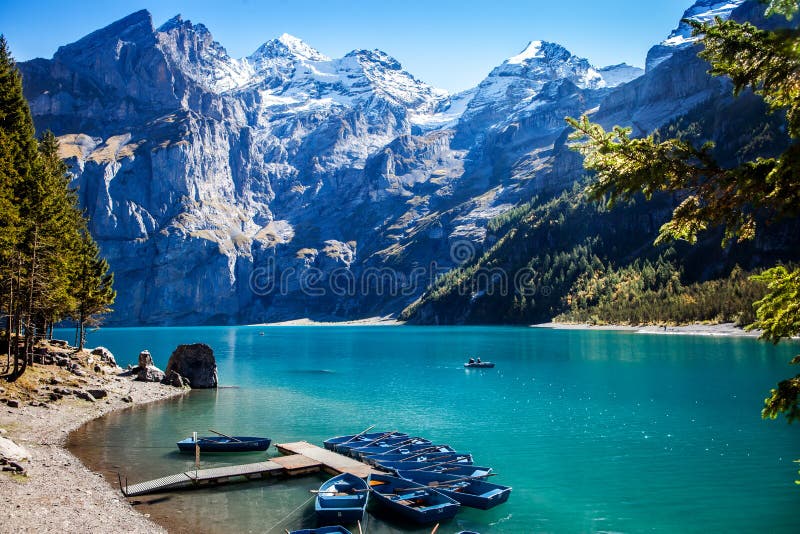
[288,527,352,534]
[396,470,511,510]
[464,361,495,368]
[363,451,472,467]
[176,435,271,453]
[378,460,489,478]
[314,473,368,524]
[323,431,409,452]
[345,438,432,459]
[370,452,473,469]
[367,473,459,525]
[354,443,454,461]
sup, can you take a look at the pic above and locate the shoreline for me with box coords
[0,347,187,533]
[253,315,403,326]
[531,321,764,337]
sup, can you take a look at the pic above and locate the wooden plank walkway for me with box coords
[121,441,379,497]
[275,441,381,478]
[122,455,321,497]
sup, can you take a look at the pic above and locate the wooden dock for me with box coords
[121,441,380,497]
[276,441,382,478]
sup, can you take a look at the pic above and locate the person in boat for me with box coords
[468,358,475,364]
[476,357,482,363]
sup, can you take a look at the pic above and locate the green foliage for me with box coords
[0,36,114,377]
[557,257,767,327]
[567,3,800,424]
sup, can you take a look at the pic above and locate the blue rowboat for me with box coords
[378,461,488,478]
[289,527,352,534]
[368,451,471,468]
[314,473,368,524]
[176,436,271,453]
[396,470,511,510]
[354,443,453,461]
[345,437,431,459]
[323,431,408,452]
[367,473,459,525]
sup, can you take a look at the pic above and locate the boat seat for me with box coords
[417,503,451,512]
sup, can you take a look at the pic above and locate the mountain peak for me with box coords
[506,40,569,65]
[251,33,328,62]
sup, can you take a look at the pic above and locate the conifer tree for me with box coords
[566,0,800,422]
[72,230,115,351]
[0,35,37,376]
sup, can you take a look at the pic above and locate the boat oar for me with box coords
[338,424,377,446]
[358,520,363,534]
[208,429,242,442]
[358,430,399,448]
[415,457,470,470]
[431,524,440,534]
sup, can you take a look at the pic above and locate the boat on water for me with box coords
[176,435,271,453]
[464,359,495,368]
[288,527,352,534]
[323,431,409,452]
[342,436,430,457]
[377,460,488,478]
[367,473,460,525]
[396,470,511,510]
[348,439,440,460]
[314,472,368,524]
[369,452,473,468]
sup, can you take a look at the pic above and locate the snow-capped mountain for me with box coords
[646,0,746,71]
[17,0,752,325]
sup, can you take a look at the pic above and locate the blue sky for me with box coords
[0,0,692,92]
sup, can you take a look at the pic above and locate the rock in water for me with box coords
[165,344,217,388]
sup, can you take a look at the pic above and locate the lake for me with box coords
[64,326,799,533]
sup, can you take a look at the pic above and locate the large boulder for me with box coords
[164,344,218,388]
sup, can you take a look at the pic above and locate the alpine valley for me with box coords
[18,0,800,325]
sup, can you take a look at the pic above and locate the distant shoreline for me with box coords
[253,316,404,326]
[531,321,763,338]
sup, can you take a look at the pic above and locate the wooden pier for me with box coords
[121,441,380,497]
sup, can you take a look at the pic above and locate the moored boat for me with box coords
[378,460,488,478]
[176,435,271,453]
[323,431,409,452]
[349,439,440,460]
[396,470,511,510]
[354,442,453,461]
[342,436,430,458]
[370,452,473,469]
[314,472,368,524]
[367,473,459,525]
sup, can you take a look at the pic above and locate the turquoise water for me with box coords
[64,326,799,533]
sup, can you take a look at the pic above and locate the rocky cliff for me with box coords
[20,1,765,325]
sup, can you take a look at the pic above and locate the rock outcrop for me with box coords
[164,343,218,388]
[17,1,759,325]
[135,349,165,382]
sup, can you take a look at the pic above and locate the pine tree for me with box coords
[566,0,800,422]
[72,231,115,351]
[0,35,38,376]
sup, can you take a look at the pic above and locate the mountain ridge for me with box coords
[17,1,764,325]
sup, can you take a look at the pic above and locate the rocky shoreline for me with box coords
[0,342,188,533]
[532,321,764,337]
